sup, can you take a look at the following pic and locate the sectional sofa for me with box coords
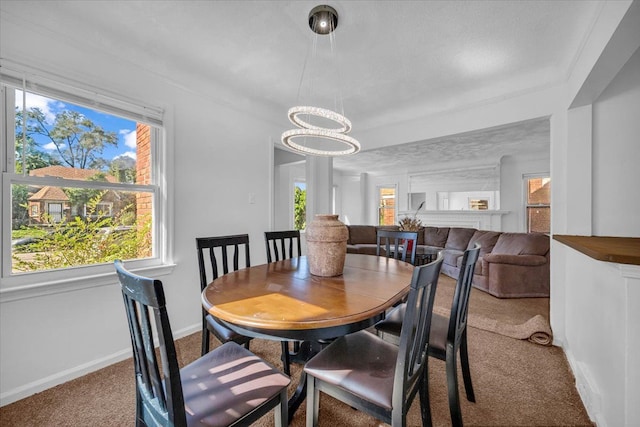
[346,225,550,298]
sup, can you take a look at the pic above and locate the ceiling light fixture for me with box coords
[281,4,360,157]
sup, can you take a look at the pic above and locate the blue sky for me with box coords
[16,90,136,165]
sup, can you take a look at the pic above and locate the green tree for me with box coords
[11,184,30,228]
[64,174,109,217]
[110,155,136,184]
[28,108,117,169]
[294,186,306,230]
[14,108,55,174]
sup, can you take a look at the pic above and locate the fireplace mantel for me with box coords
[399,210,510,231]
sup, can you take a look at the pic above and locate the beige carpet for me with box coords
[0,275,591,427]
[433,275,553,346]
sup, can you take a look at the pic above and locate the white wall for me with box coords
[550,2,640,426]
[554,245,640,427]
[0,14,278,404]
[334,149,549,232]
[561,47,640,426]
[273,161,305,230]
[409,165,500,211]
[592,48,640,236]
[335,173,363,225]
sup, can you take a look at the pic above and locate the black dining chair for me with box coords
[304,254,444,427]
[265,230,302,262]
[196,234,253,356]
[376,229,419,265]
[375,243,481,427]
[114,259,290,427]
[264,230,303,376]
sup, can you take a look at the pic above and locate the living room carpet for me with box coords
[0,275,590,427]
[433,275,553,346]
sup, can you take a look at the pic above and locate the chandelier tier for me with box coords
[287,106,351,133]
[281,5,360,157]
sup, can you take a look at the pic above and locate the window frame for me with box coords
[0,63,174,300]
[523,173,551,233]
[293,180,306,231]
[377,184,397,226]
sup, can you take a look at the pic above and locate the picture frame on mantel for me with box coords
[469,198,489,210]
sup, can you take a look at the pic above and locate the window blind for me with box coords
[0,60,163,126]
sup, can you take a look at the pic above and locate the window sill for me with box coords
[0,262,176,303]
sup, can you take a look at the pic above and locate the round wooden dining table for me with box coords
[201,253,415,420]
[201,253,414,341]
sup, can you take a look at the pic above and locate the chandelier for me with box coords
[281,5,360,157]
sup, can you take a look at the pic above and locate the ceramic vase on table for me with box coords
[306,214,348,277]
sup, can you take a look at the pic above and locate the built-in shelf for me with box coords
[553,235,640,265]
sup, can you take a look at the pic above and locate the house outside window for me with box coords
[1,66,168,289]
[525,175,551,233]
[378,185,396,226]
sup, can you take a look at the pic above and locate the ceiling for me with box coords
[332,117,551,174]
[1,1,602,173]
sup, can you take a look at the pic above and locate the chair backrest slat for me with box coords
[265,230,302,263]
[115,259,186,426]
[196,235,251,290]
[393,253,443,410]
[376,229,419,265]
[449,243,481,345]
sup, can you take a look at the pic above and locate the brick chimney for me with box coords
[136,123,152,257]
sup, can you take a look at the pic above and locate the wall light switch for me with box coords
[249,192,256,204]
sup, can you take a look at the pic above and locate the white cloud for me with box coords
[15,90,61,123]
[43,142,61,151]
[116,151,137,160]
[119,129,137,149]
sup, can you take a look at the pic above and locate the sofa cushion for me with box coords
[467,230,501,257]
[354,244,379,256]
[424,227,449,247]
[444,227,477,251]
[482,254,547,266]
[458,229,499,277]
[491,232,549,256]
[443,249,464,267]
[376,225,400,232]
[348,226,377,245]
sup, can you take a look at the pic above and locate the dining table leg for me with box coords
[285,340,327,422]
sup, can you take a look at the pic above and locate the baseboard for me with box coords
[564,347,606,427]
[0,348,132,407]
[0,323,200,407]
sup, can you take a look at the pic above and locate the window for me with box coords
[85,202,113,218]
[525,175,550,233]
[1,65,168,289]
[47,203,63,223]
[378,186,396,226]
[293,181,306,230]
